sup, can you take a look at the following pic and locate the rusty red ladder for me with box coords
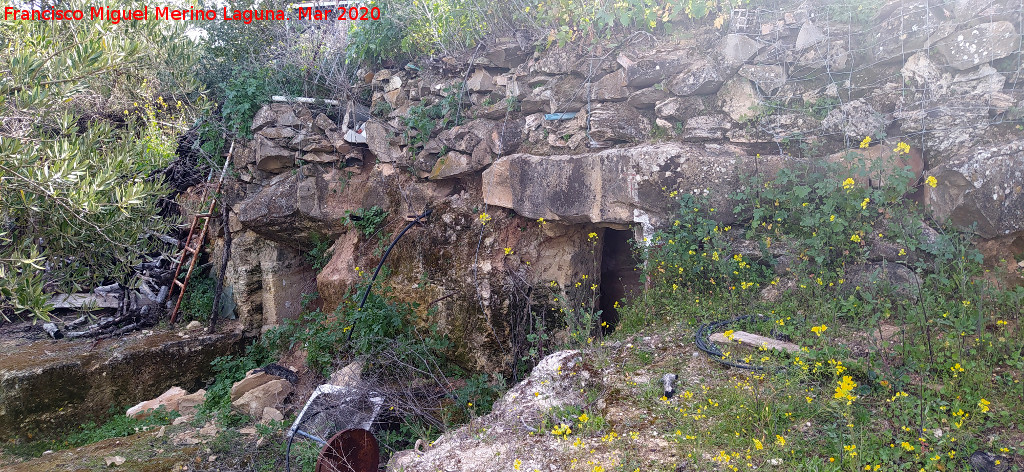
[168,142,234,324]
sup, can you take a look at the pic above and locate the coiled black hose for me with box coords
[694,313,779,372]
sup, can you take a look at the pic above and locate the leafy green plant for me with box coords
[371,99,394,119]
[402,86,464,154]
[181,272,216,322]
[220,67,274,138]
[645,193,772,294]
[805,96,841,120]
[344,206,389,237]
[306,233,335,271]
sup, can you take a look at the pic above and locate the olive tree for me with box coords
[0,2,203,321]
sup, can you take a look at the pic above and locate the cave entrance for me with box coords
[599,228,643,331]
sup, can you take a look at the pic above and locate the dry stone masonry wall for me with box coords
[214,0,1024,372]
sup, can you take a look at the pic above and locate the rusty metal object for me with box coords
[315,428,379,472]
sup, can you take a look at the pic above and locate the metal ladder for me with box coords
[168,142,234,324]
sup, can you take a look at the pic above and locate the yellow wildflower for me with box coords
[859,136,871,148]
[834,376,858,404]
[842,178,856,190]
[926,175,938,188]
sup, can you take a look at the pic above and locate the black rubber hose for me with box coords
[694,313,782,372]
[356,208,432,311]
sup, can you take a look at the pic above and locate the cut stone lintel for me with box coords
[709,331,801,354]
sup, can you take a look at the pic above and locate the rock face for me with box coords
[482,143,791,230]
[935,21,1019,70]
[926,140,1024,239]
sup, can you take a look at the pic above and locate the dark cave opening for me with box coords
[599,228,643,331]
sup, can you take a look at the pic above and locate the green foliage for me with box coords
[346,0,494,66]
[197,340,277,421]
[220,67,274,138]
[371,99,394,119]
[346,6,408,66]
[402,87,464,155]
[731,151,917,271]
[67,406,180,446]
[614,137,1024,471]
[0,0,203,321]
[805,96,841,120]
[645,193,773,294]
[344,206,389,237]
[345,0,743,66]
[305,233,334,271]
[454,373,506,417]
[181,272,216,322]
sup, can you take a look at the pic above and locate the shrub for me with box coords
[345,206,390,237]
[306,233,335,271]
[181,272,216,322]
[0,4,202,321]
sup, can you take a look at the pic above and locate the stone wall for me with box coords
[212,0,1024,372]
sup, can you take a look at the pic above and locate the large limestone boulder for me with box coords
[739,64,786,95]
[388,351,593,472]
[231,379,292,418]
[926,140,1024,239]
[655,96,705,122]
[126,386,186,419]
[483,36,530,69]
[587,102,651,142]
[668,59,725,96]
[935,21,1019,70]
[894,95,997,167]
[429,148,492,180]
[821,99,887,140]
[619,50,689,88]
[591,70,628,101]
[254,136,296,173]
[251,103,305,132]
[716,34,760,73]
[482,142,792,231]
[682,114,733,141]
[365,120,408,163]
[866,0,950,64]
[717,77,760,122]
